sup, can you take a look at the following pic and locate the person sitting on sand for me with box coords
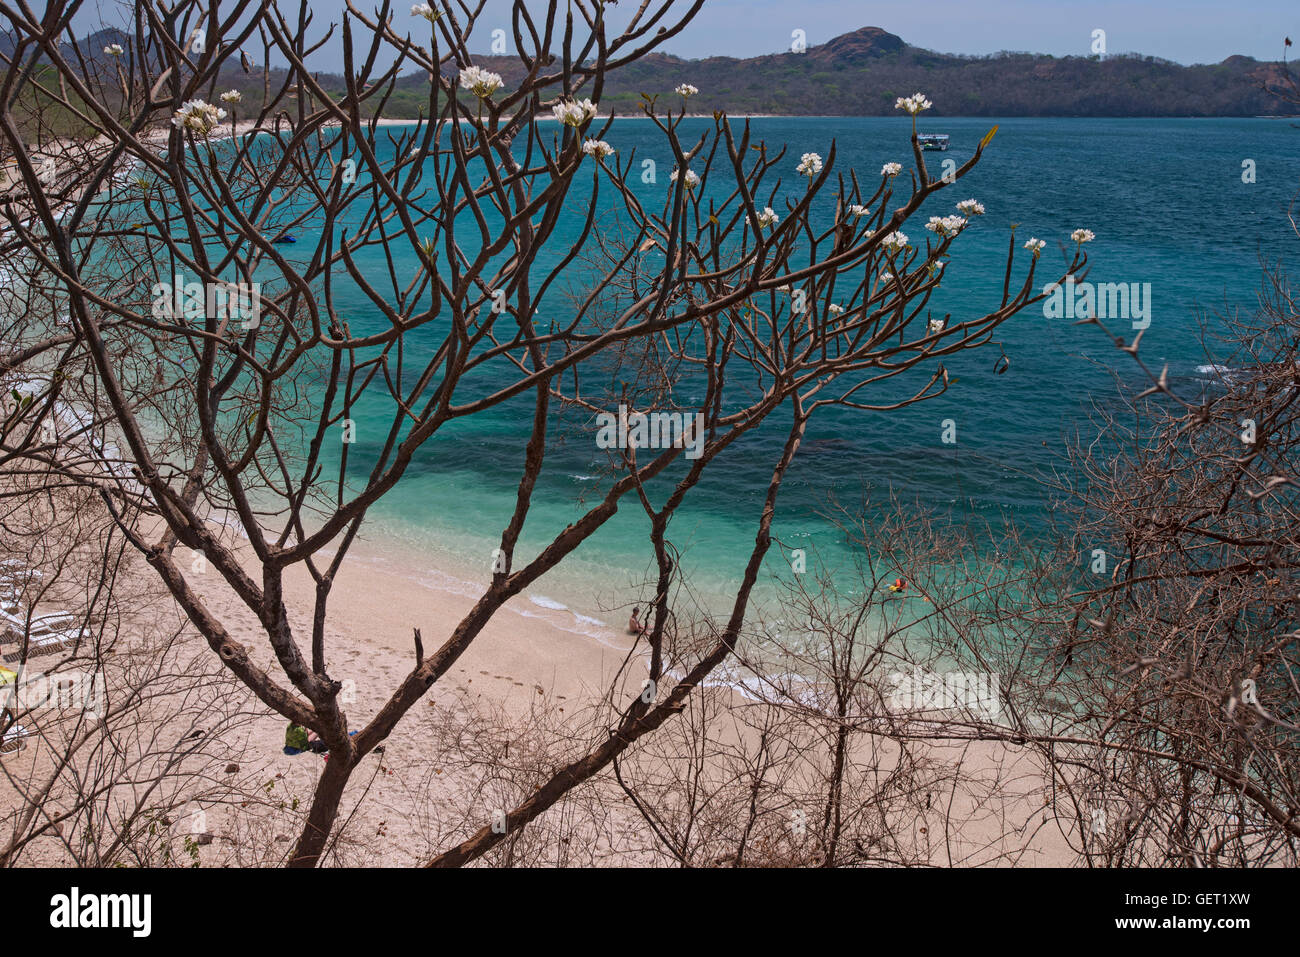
[284,721,329,755]
[628,606,648,637]
[284,721,310,755]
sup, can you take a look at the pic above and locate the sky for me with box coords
[69,0,1299,71]
[657,0,1297,64]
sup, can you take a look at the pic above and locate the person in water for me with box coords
[887,577,908,595]
[628,606,648,637]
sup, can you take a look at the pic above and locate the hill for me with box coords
[439,26,1289,117]
[6,24,1291,121]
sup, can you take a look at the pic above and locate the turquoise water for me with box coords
[317,117,1300,621]
[97,117,1300,626]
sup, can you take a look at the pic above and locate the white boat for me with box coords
[918,133,950,151]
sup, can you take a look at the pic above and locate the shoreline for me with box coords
[202,502,645,686]
[168,511,1072,866]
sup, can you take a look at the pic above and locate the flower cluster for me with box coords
[827,303,845,316]
[879,231,909,252]
[796,152,823,178]
[881,162,902,177]
[894,92,933,115]
[955,199,985,216]
[847,204,870,219]
[675,83,699,97]
[757,207,779,228]
[171,99,227,135]
[928,316,946,334]
[1023,237,1046,256]
[411,4,440,22]
[1071,228,1096,244]
[582,139,615,159]
[552,98,598,127]
[460,65,504,98]
[104,43,124,56]
[219,90,242,105]
[670,167,700,189]
[924,214,967,238]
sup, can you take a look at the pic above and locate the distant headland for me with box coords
[12,24,1297,119]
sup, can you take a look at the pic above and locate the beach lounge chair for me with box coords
[0,564,44,604]
[1,723,32,754]
[0,566,41,592]
[2,628,83,663]
[1,604,75,638]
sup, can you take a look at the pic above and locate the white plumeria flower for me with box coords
[879,270,895,282]
[756,207,779,228]
[171,99,227,135]
[847,204,870,219]
[675,83,699,97]
[581,138,615,159]
[552,98,598,127]
[894,92,933,115]
[776,284,793,293]
[956,199,985,216]
[1024,237,1046,256]
[104,43,125,56]
[880,231,909,252]
[1071,228,1096,244]
[411,4,440,22]
[827,303,845,316]
[881,162,902,177]
[219,90,242,105]
[670,167,700,189]
[796,152,823,177]
[924,214,967,237]
[460,65,503,98]
[928,316,946,334]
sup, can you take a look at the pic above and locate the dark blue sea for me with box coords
[229,117,1300,623]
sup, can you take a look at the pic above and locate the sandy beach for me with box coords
[119,511,1069,866]
[0,479,1073,866]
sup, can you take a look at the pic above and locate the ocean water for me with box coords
[313,117,1300,626]
[74,117,1300,632]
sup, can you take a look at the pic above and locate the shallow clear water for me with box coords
[314,117,1298,623]
[69,117,1298,630]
